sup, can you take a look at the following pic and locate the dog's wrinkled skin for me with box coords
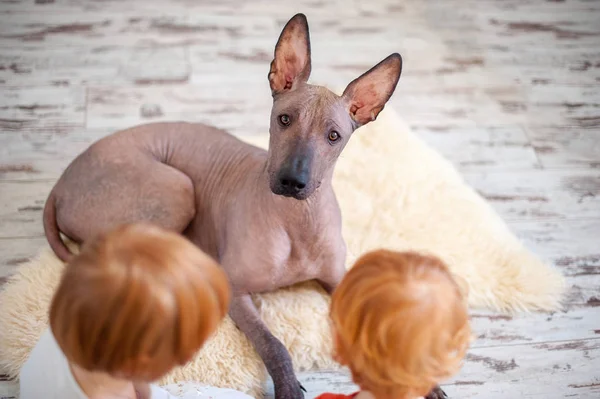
[40,13,441,399]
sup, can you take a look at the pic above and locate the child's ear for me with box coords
[342,53,402,126]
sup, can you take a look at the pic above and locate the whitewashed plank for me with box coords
[524,85,600,129]
[511,219,600,263]
[460,0,600,31]
[0,46,189,87]
[392,85,598,131]
[0,128,113,181]
[489,63,600,89]
[469,308,600,346]
[463,170,600,221]
[453,339,600,398]
[0,12,280,48]
[527,127,600,169]
[86,84,272,135]
[0,86,85,133]
[0,237,47,283]
[390,91,528,128]
[0,378,17,399]
[447,338,600,398]
[509,218,600,309]
[0,180,53,239]
[0,0,360,19]
[431,10,600,48]
[0,4,433,48]
[271,337,600,399]
[414,125,540,172]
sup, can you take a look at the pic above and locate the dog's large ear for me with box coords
[268,13,312,96]
[342,53,402,126]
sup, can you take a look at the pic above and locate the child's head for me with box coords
[49,223,230,382]
[330,250,471,399]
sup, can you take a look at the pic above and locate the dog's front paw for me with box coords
[425,385,448,399]
[274,379,305,399]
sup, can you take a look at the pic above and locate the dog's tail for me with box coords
[43,192,73,263]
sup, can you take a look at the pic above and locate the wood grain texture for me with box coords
[0,379,16,399]
[1,0,599,398]
[0,181,54,239]
[86,84,272,134]
[284,338,600,399]
[414,125,541,171]
[464,170,600,221]
[0,86,85,133]
[526,126,600,169]
[0,128,112,180]
[0,237,47,281]
[0,46,190,87]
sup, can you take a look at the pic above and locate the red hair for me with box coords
[330,250,471,399]
[49,223,230,381]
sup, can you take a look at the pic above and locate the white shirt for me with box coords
[20,329,254,399]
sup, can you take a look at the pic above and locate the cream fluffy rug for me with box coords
[0,107,565,397]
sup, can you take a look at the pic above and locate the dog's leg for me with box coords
[229,295,304,399]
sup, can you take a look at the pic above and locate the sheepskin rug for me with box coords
[0,107,565,397]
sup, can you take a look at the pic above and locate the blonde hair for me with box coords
[330,250,471,399]
[49,223,230,382]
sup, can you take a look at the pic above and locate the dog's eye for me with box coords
[278,114,291,126]
[328,131,340,142]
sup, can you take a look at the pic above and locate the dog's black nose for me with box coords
[278,157,310,196]
[279,173,308,191]
[274,151,312,198]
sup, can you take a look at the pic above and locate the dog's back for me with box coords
[43,121,264,262]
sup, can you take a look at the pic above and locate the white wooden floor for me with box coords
[1,0,599,398]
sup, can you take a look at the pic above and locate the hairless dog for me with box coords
[43,13,446,399]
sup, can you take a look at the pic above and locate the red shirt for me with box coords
[314,392,360,399]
